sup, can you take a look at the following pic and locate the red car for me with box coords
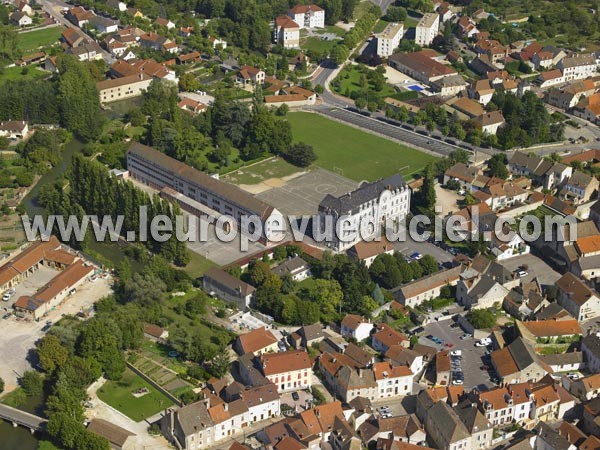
[445,343,454,348]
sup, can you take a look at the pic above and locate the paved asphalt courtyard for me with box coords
[256,168,358,216]
[419,319,493,391]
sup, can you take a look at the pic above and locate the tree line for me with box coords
[39,154,190,265]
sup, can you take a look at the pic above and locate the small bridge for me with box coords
[0,403,47,432]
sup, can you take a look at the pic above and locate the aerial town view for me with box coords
[2,0,600,449]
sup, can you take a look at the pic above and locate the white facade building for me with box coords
[415,13,439,47]
[376,22,404,57]
[288,4,324,29]
[317,174,411,252]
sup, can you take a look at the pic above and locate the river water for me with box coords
[0,391,45,450]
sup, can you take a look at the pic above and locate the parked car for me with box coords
[516,270,528,278]
[450,350,462,356]
[410,252,423,261]
[292,392,300,401]
[460,334,472,340]
[475,338,492,347]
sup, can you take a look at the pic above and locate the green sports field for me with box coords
[286,112,438,181]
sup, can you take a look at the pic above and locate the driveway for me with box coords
[419,320,492,391]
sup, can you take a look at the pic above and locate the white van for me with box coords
[475,338,492,347]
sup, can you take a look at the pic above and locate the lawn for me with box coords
[286,112,439,181]
[223,157,302,185]
[374,19,391,33]
[354,0,373,20]
[315,25,347,37]
[334,65,397,98]
[301,36,338,54]
[16,26,64,53]
[0,65,47,83]
[183,250,218,277]
[97,368,174,421]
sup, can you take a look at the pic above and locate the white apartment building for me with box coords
[376,22,404,57]
[288,4,324,29]
[260,350,312,393]
[317,174,410,252]
[96,73,152,104]
[415,13,439,47]
[558,54,597,81]
[274,15,300,48]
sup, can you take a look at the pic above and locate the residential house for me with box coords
[385,346,425,375]
[288,4,324,29]
[457,272,509,309]
[569,373,600,401]
[271,256,311,281]
[61,28,84,48]
[582,332,600,373]
[237,65,265,86]
[468,79,496,105]
[438,2,455,22]
[443,163,487,192]
[14,0,32,16]
[503,280,549,320]
[161,384,280,449]
[0,120,28,139]
[234,327,278,356]
[347,237,394,268]
[488,230,529,260]
[65,42,104,61]
[341,315,372,342]
[388,51,458,84]
[177,98,207,115]
[454,402,493,449]
[582,397,600,438]
[66,6,94,27]
[376,22,404,57]
[475,111,505,135]
[489,337,549,384]
[264,86,317,107]
[155,17,175,29]
[391,265,463,308]
[573,92,600,124]
[372,361,413,397]
[415,13,439,47]
[143,323,169,341]
[424,401,471,450]
[358,414,426,445]
[539,352,583,374]
[538,69,566,88]
[203,268,256,310]
[10,11,31,26]
[274,15,300,48]
[450,97,485,118]
[288,324,325,349]
[209,37,227,49]
[106,0,127,12]
[457,16,479,38]
[371,323,410,354]
[559,171,599,204]
[260,350,312,393]
[534,422,577,450]
[485,181,529,211]
[96,73,153,104]
[416,386,465,423]
[431,74,468,97]
[558,54,597,82]
[90,15,119,34]
[555,272,600,322]
[318,352,377,402]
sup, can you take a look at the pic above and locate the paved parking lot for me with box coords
[419,320,492,391]
[499,253,562,287]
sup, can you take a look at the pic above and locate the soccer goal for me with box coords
[333,166,344,176]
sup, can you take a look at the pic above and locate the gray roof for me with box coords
[590,199,600,216]
[176,401,214,436]
[454,402,492,434]
[508,337,537,371]
[272,256,309,277]
[87,419,134,447]
[540,351,583,366]
[468,274,501,300]
[576,254,600,271]
[535,422,574,450]
[566,170,594,189]
[510,151,543,172]
[344,342,373,367]
[427,402,471,445]
[393,266,463,300]
[532,159,554,177]
[297,323,325,342]
[560,54,595,68]
[319,174,407,216]
[128,142,275,221]
[582,333,600,359]
[337,365,376,390]
[204,268,255,296]
[535,303,570,320]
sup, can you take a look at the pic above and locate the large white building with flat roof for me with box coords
[415,13,439,46]
[376,22,404,57]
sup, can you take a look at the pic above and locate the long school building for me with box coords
[126,142,285,244]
